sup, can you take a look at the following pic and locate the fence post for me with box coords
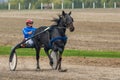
[18,3,20,10]
[61,2,63,9]
[104,2,106,8]
[114,2,116,8]
[29,3,31,10]
[52,2,54,9]
[72,2,74,9]
[8,3,10,10]
[93,2,95,8]
[82,2,84,8]
[41,3,43,10]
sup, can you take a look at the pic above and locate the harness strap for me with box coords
[49,36,67,48]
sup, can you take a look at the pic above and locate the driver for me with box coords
[21,19,36,47]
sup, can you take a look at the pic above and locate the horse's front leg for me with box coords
[58,51,67,72]
[58,53,62,70]
[35,47,40,70]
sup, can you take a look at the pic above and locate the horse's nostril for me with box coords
[70,27,75,32]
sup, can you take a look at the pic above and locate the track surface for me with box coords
[0,56,120,80]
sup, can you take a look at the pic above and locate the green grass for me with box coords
[0,46,120,58]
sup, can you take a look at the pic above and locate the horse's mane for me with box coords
[51,14,62,26]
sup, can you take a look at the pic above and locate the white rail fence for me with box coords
[6,2,118,10]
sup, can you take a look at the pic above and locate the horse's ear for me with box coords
[69,11,71,15]
[62,11,66,16]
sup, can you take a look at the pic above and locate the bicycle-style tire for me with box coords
[9,51,17,71]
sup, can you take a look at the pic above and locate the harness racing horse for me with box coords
[33,11,75,71]
[9,11,74,71]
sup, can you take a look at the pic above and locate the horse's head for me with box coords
[61,11,75,32]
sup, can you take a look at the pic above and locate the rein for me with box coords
[12,27,50,49]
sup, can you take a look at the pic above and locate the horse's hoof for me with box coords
[49,61,53,66]
[59,69,67,72]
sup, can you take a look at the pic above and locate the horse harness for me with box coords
[47,26,68,49]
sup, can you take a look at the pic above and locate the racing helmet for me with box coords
[26,19,34,25]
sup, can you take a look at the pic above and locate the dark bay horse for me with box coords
[33,11,75,71]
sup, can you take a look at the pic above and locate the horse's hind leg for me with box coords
[44,48,53,66]
[35,47,40,70]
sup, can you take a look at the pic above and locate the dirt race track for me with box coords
[0,9,120,80]
[1,56,120,80]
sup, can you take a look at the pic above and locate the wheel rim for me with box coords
[9,53,17,71]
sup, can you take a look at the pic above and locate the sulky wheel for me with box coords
[9,51,17,71]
